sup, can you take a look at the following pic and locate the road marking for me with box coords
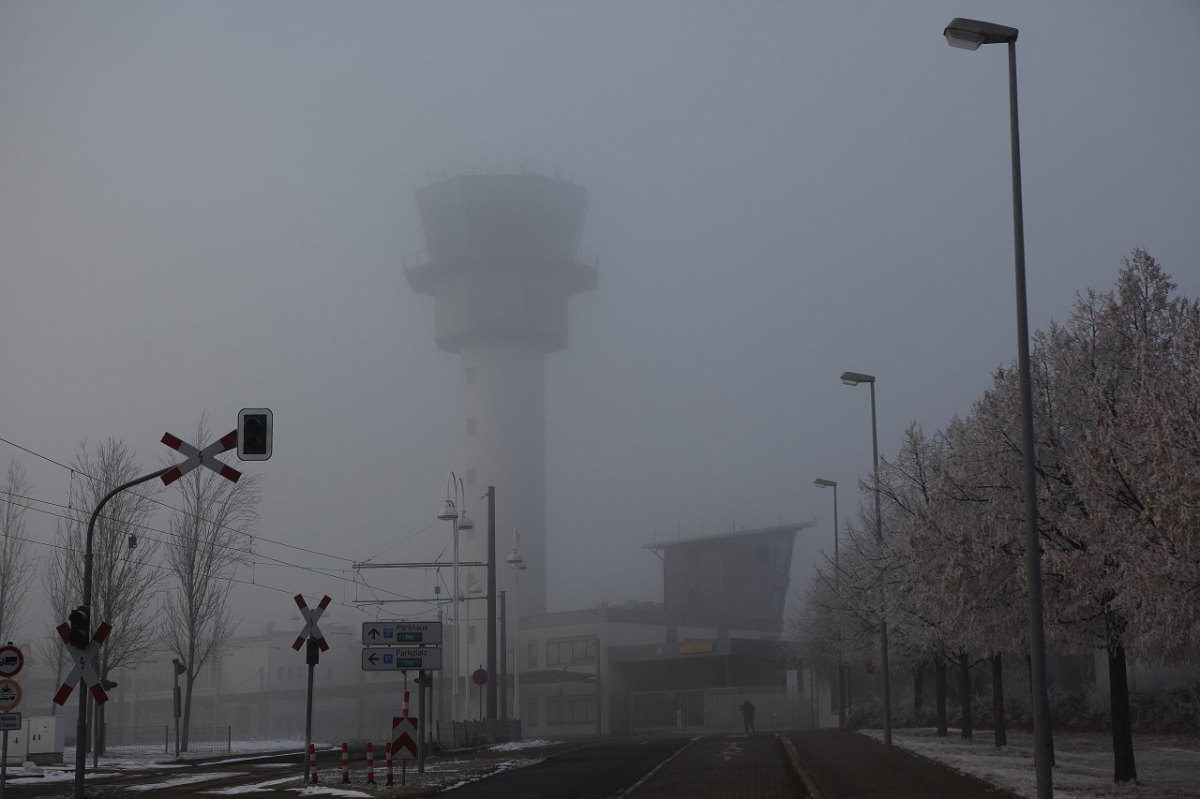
[607,737,700,799]
[721,741,743,762]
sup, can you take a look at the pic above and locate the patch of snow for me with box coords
[488,738,556,752]
[125,771,244,791]
[863,727,1200,799]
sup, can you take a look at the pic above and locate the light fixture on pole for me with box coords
[505,529,526,721]
[840,370,892,748]
[814,477,845,729]
[438,471,463,718]
[943,18,1052,798]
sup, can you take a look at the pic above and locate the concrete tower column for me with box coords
[406,171,596,698]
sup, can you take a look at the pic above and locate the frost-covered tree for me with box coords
[0,460,34,642]
[53,439,164,753]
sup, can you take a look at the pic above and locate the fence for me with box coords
[101,724,233,755]
[436,719,521,749]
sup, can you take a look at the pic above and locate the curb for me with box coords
[776,734,826,799]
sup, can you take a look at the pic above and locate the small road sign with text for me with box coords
[362,621,442,646]
[361,647,442,671]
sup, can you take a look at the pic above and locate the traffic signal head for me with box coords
[68,605,90,649]
[237,408,273,461]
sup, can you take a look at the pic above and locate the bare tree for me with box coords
[0,460,34,642]
[162,416,260,751]
[53,439,165,752]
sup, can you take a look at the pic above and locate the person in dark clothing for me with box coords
[740,699,756,734]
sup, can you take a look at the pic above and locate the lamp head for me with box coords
[814,478,837,488]
[437,499,458,521]
[840,371,875,386]
[506,546,524,568]
[944,18,1018,50]
[458,510,474,531]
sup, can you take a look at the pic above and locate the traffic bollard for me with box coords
[341,742,349,784]
[366,741,375,785]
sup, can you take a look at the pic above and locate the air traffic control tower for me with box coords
[405,171,597,616]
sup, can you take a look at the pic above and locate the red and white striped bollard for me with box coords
[341,742,349,783]
[386,741,395,786]
[366,740,375,785]
[308,742,318,783]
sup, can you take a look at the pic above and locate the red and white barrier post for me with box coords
[386,741,395,786]
[341,742,349,783]
[366,741,376,785]
[308,742,318,783]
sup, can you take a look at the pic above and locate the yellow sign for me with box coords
[679,642,715,655]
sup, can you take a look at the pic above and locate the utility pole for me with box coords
[486,486,497,719]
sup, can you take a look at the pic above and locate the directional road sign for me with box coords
[392,716,418,761]
[362,621,443,646]
[160,430,241,486]
[361,647,442,671]
[292,594,331,652]
[0,712,19,731]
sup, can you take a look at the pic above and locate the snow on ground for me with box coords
[123,771,245,792]
[865,727,1200,799]
[488,738,556,752]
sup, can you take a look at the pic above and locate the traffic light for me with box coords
[68,605,90,649]
[237,408,273,461]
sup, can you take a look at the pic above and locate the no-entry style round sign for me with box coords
[0,678,22,711]
[0,645,24,678]
[472,667,489,686]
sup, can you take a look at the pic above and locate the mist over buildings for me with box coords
[2,1,1198,645]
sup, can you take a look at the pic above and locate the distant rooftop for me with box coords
[644,521,816,551]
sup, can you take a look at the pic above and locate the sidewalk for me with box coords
[784,729,1021,799]
[629,734,801,799]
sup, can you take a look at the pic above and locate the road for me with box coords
[0,735,802,797]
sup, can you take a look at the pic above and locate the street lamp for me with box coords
[437,471,467,718]
[814,478,845,729]
[505,529,526,721]
[943,18,1053,798]
[840,370,892,748]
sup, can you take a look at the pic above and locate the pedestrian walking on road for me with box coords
[740,699,756,734]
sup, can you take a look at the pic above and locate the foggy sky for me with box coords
[2,1,1198,643]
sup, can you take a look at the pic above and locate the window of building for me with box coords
[546,695,597,724]
[527,640,538,669]
[546,636,599,666]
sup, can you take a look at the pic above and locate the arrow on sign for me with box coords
[160,431,241,486]
[367,651,380,666]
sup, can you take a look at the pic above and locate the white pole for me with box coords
[513,564,520,721]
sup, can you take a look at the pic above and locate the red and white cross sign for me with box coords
[52,621,113,706]
[291,594,331,652]
[160,430,241,486]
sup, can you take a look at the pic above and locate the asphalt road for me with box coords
[443,736,692,799]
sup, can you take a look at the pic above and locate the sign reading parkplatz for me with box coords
[361,647,442,671]
[362,621,443,646]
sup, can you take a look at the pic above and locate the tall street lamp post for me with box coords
[943,17,1053,798]
[840,371,892,748]
[437,471,472,718]
[505,529,526,722]
[814,478,845,729]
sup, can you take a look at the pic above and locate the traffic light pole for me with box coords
[74,466,171,799]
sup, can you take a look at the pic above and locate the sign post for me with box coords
[0,643,22,799]
[292,594,331,783]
